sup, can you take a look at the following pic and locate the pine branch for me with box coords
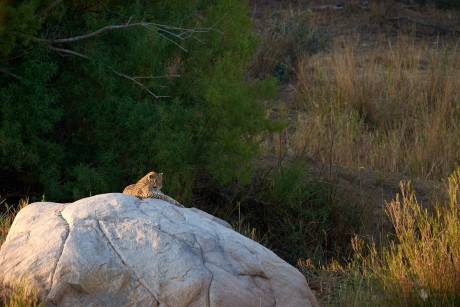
[108,68,170,99]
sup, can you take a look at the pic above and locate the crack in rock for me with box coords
[192,234,213,307]
[95,219,159,303]
[169,267,192,281]
[209,227,240,274]
[49,210,70,291]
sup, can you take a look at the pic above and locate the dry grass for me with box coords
[0,198,28,246]
[293,35,460,180]
[358,167,460,305]
[298,257,386,307]
[301,168,460,306]
[249,6,331,80]
[0,277,43,307]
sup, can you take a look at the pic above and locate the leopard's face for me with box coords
[147,171,163,189]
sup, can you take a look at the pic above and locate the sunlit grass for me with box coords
[294,36,460,180]
[302,168,460,306]
[361,168,460,305]
[0,277,43,307]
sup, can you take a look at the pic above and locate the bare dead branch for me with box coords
[132,75,180,80]
[157,32,188,52]
[49,46,89,59]
[20,18,222,98]
[0,67,22,80]
[32,22,143,43]
[307,4,344,10]
[108,68,169,99]
[32,21,219,45]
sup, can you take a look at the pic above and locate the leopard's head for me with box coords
[146,171,163,189]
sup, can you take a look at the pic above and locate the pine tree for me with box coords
[0,0,280,202]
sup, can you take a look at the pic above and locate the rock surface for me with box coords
[0,193,318,307]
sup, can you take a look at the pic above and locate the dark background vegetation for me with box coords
[0,0,281,202]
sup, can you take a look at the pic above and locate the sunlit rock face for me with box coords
[0,193,318,307]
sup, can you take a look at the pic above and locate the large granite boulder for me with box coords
[0,193,318,306]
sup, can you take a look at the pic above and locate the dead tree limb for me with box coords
[32,20,221,52]
[17,19,222,97]
[49,46,89,59]
[108,68,169,99]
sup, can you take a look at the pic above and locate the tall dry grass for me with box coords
[355,167,460,305]
[301,168,460,306]
[293,36,460,180]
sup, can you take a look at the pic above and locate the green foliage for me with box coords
[0,0,279,202]
[263,162,334,263]
[307,29,332,56]
[273,64,290,82]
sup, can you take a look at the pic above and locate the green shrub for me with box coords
[0,0,280,202]
[257,163,327,263]
[198,159,368,265]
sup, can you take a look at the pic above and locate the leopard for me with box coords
[123,171,183,207]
